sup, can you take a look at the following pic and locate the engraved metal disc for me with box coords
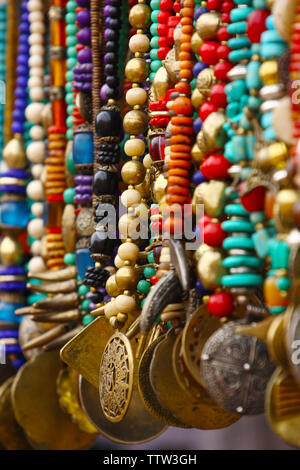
[76,207,95,237]
[201,320,276,415]
[99,332,134,423]
[286,305,300,386]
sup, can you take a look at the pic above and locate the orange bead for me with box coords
[264,277,290,308]
[174,81,191,95]
[170,152,191,160]
[168,159,191,169]
[171,125,194,135]
[181,7,194,17]
[171,116,193,126]
[170,136,192,146]
[180,34,192,44]
[181,43,192,52]
[167,185,190,196]
[168,176,190,187]
[180,60,193,70]
[172,97,193,116]
[171,144,191,152]
[166,194,188,205]
[179,51,192,61]
[183,0,195,7]
[182,25,194,34]
[265,190,275,220]
[168,168,189,177]
[180,69,193,80]
[181,17,193,25]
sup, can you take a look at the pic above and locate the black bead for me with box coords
[104,52,118,64]
[106,29,118,41]
[108,6,119,18]
[95,108,122,137]
[105,41,118,53]
[93,170,118,196]
[106,87,118,100]
[89,231,115,257]
[111,0,121,6]
[109,18,121,29]
[104,63,117,75]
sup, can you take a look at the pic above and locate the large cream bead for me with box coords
[118,214,140,238]
[143,153,152,169]
[126,87,147,106]
[29,55,44,68]
[29,45,45,57]
[26,180,44,201]
[29,11,44,23]
[26,141,45,164]
[29,87,44,102]
[29,33,43,46]
[28,76,43,88]
[115,295,136,314]
[104,300,119,319]
[31,239,42,256]
[31,202,44,218]
[120,189,142,208]
[25,102,44,123]
[114,255,125,269]
[28,256,46,274]
[30,21,46,35]
[27,218,46,239]
[124,138,146,157]
[129,34,150,53]
[31,163,43,179]
[30,125,45,141]
[30,67,44,77]
[28,0,43,12]
[118,242,139,262]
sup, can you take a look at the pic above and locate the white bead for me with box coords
[31,163,44,179]
[114,255,125,269]
[28,0,43,12]
[27,218,46,239]
[25,102,44,123]
[29,55,44,68]
[29,45,45,57]
[29,12,44,23]
[30,66,44,77]
[28,256,46,274]
[31,240,42,256]
[120,189,142,208]
[30,22,46,35]
[26,141,45,164]
[29,33,43,46]
[30,125,45,141]
[27,180,44,201]
[29,87,44,102]
[31,202,44,218]
[28,76,43,88]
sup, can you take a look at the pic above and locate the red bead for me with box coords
[207,0,222,9]
[214,61,232,81]
[239,183,266,213]
[157,11,170,24]
[221,12,230,23]
[199,42,219,65]
[157,24,168,36]
[221,1,235,12]
[158,36,173,47]
[247,9,269,43]
[150,275,159,285]
[217,44,231,61]
[159,0,173,11]
[162,216,183,235]
[199,102,218,121]
[210,83,228,108]
[217,26,232,42]
[157,47,170,60]
[208,292,234,318]
[203,221,227,247]
[198,215,212,230]
[173,1,181,13]
[201,154,231,180]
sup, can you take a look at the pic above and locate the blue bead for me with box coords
[73,131,94,164]
[192,170,208,185]
[76,248,95,281]
[193,62,208,77]
[246,61,262,90]
[11,122,24,134]
[195,279,212,295]
[0,201,30,229]
[193,117,203,134]
[194,6,209,20]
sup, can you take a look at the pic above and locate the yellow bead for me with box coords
[118,242,139,262]
[196,12,221,40]
[126,87,147,106]
[123,110,148,135]
[259,60,278,85]
[0,236,22,266]
[105,275,121,297]
[121,159,146,185]
[124,138,146,157]
[115,294,136,314]
[191,32,203,54]
[128,34,150,54]
[125,58,149,83]
[129,4,151,29]
[115,266,138,290]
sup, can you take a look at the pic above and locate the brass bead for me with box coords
[3,138,26,169]
[191,88,205,109]
[129,4,151,29]
[105,274,121,297]
[202,112,226,150]
[191,32,203,54]
[191,143,205,163]
[123,110,148,135]
[121,159,146,185]
[196,249,227,289]
[196,68,216,95]
[196,12,221,40]
[0,236,22,266]
[259,61,278,85]
[115,266,138,291]
[125,58,149,84]
[192,180,226,217]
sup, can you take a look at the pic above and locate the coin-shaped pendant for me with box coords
[286,305,300,386]
[99,331,134,423]
[150,329,240,429]
[201,320,276,415]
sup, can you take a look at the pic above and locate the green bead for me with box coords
[143,267,156,279]
[277,277,291,291]
[270,306,286,315]
[66,116,74,128]
[150,36,159,48]
[66,24,78,35]
[149,72,156,83]
[82,314,94,326]
[67,47,77,58]
[150,49,158,60]
[65,82,73,93]
[81,299,91,311]
[78,284,89,296]
[66,1,77,12]
[150,23,158,37]
[63,187,75,204]
[27,294,47,305]
[66,12,76,24]
[66,70,74,82]
[147,251,155,263]
[67,57,77,69]
[66,150,76,174]
[141,298,146,308]
[64,252,76,265]
[67,104,74,115]
[150,60,161,73]
[150,0,160,9]
[137,280,151,294]
[66,129,73,141]
[66,92,74,104]
[151,10,159,22]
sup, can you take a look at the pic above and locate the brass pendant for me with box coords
[181,305,221,387]
[0,377,32,450]
[11,350,97,450]
[79,375,166,445]
[57,367,99,435]
[138,332,189,428]
[150,329,240,429]
[266,367,300,447]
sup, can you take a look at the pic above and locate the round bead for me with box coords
[25,102,44,123]
[29,87,44,101]
[120,189,142,208]
[26,180,44,201]
[26,141,45,164]
[118,242,139,262]
[126,87,147,106]
[28,256,47,274]
[207,292,234,317]
[29,125,45,141]
[203,221,226,247]
[31,163,43,179]
[31,239,42,256]
[27,218,46,239]
[129,34,150,53]
[125,58,149,83]
[115,294,136,314]
[247,9,269,43]
[129,4,151,28]
[124,138,146,157]
[31,202,44,218]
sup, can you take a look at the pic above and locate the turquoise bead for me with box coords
[150,0,160,9]
[66,12,76,24]
[141,298,146,308]
[241,167,252,180]
[232,135,247,162]
[228,37,251,50]
[67,57,77,69]
[269,240,289,270]
[234,0,252,4]
[78,284,90,297]
[269,306,286,314]
[67,47,77,58]
[253,0,267,7]
[27,294,47,305]
[266,15,275,30]
[147,252,155,263]
[65,82,73,93]
[225,204,249,217]
[226,102,240,119]
[150,49,158,60]
[246,134,255,160]
[66,129,73,140]
[226,80,246,101]
[223,256,262,269]
[149,72,156,82]
[252,228,270,258]
[223,237,255,251]
[81,299,91,311]
[67,104,74,115]
[144,267,156,279]
[66,1,77,11]
[227,21,247,35]
[150,23,158,36]
[261,43,287,59]
[249,211,266,224]
[261,112,272,128]
[225,188,238,200]
[246,61,262,89]
[230,7,254,22]
[221,273,264,287]
[229,49,252,62]
[263,127,276,141]
[63,187,75,204]
[222,220,254,233]
[66,36,77,47]
[277,277,291,291]
[66,24,78,35]
[64,252,76,266]
[261,30,286,44]
[82,314,94,326]
[66,92,75,104]
[239,115,252,131]
[66,116,74,128]
[137,280,151,294]
[66,70,74,81]
[151,10,159,22]
[150,37,159,48]
[150,60,161,73]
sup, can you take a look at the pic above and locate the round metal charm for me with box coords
[201,320,276,415]
[99,331,134,423]
[286,305,300,385]
[76,207,95,237]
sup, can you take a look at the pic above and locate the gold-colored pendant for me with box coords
[57,367,99,435]
[150,329,240,429]
[0,377,32,450]
[181,305,221,387]
[266,367,300,447]
[138,332,189,428]
[11,351,97,450]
